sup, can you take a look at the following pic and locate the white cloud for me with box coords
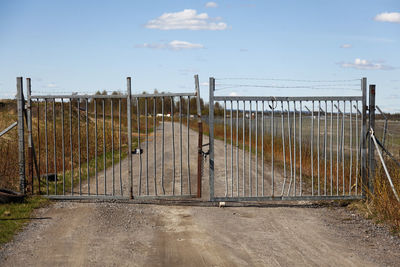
[136,40,204,50]
[169,40,204,50]
[340,58,394,70]
[46,83,57,88]
[340,44,352,48]
[374,12,400,23]
[205,2,218,8]
[145,9,228,30]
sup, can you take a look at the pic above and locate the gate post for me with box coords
[127,77,133,199]
[209,77,215,200]
[195,75,203,198]
[26,78,34,194]
[368,84,376,194]
[17,77,26,194]
[361,77,367,196]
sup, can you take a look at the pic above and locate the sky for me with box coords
[0,0,399,112]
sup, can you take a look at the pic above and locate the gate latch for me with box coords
[132,148,143,155]
[200,143,210,159]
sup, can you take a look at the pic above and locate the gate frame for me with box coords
[17,76,202,200]
[208,77,369,202]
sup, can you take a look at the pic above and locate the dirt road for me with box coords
[1,121,400,266]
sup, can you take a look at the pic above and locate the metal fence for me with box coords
[14,75,379,203]
[208,77,369,201]
[17,77,202,200]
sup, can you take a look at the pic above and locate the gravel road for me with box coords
[1,121,400,266]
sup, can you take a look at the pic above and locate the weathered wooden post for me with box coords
[17,77,26,194]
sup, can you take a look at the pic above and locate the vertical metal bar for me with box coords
[361,78,367,196]
[262,101,265,196]
[111,99,114,195]
[293,102,296,196]
[299,101,302,196]
[17,77,25,194]
[119,99,122,195]
[153,97,157,195]
[287,102,293,196]
[145,98,149,195]
[78,100,81,195]
[53,100,57,195]
[230,100,233,196]
[330,101,333,196]
[249,101,252,196]
[224,101,227,196]
[37,100,41,194]
[195,75,202,198]
[179,96,183,195]
[69,100,73,195]
[369,84,376,194]
[355,102,359,195]
[324,101,327,196]
[45,99,48,195]
[188,97,191,195]
[336,100,340,196]
[317,101,320,195]
[171,97,176,195]
[342,102,345,195]
[137,97,142,195]
[61,99,65,195]
[102,99,106,195]
[162,97,165,195]
[209,78,215,200]
[127,78,132,198]
[271,101,275,196]
[26,78,33,194]
[86,99,89,195]
[242,101,245,196]
[255,101,258,196]
[349,101,353,195]
[311,101,314,195]
[281,101,287,196]
[236,101,239,197]
[94,99,98,195]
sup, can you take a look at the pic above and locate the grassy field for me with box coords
[0,196,50,246]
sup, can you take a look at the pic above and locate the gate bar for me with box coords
[127,77,133,199]
[209,77,215,200]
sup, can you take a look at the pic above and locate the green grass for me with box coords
[0,196,50,246]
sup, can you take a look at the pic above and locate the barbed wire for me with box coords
[216,77,361,82]
[215,84,361,91]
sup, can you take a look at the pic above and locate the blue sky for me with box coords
[0,0,399,111]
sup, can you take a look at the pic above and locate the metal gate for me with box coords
[20,77,202,200]
[208,77,369,201]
